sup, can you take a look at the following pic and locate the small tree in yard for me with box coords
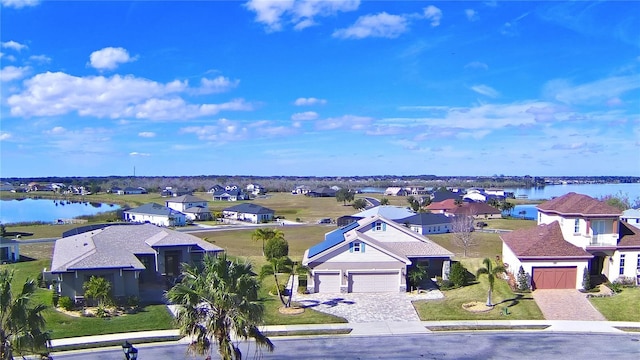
[380,198,390,205]
[264,237,289,261]
[252,228,284,256]
[517,266,530,291]
[82,276,112,307]
[582,267,592,291]
[260,257,293,307]
[451,214,476,257]
[476,258,506,307]
[335,188,354,205]
[408,264,427,289]
[352,198,367,210]
[448,262,468,288]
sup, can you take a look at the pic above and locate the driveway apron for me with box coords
[532,289,606,321]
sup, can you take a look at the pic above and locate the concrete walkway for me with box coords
[532,289,606,321]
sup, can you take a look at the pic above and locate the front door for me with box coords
[164,251,182,277]
[590,256,604,276]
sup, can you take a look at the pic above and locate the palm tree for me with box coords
[166,254,274,360]
[380,197,390,206]
[476,258,506,307]
[0,269,50,360]
[259,257,293,307]
[251,228,284,256]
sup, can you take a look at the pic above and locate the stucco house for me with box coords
[222,203,275,223]
[166,195,211,221]
[49,224,223,302]
[501,192,640,289]
[383,187,408,196]
[396,213,453,235]
[425,199,459,214]
[0,238,20,263]
[336,205,415,227]
[117,187,147,195]
[302,215,453,293]
[123,203,187,227]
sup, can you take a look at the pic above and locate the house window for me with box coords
[637,256,640,270]
[353,242,361,252]
[620,254,625,275]
[376,222,382,231]
[538,213,541,223]
[574,219,580,233]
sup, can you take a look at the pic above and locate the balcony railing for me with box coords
[588,233,618,247]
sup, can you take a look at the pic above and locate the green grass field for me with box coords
[589,287,640,322]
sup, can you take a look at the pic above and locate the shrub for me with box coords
[435,276,454,290]
[95,305,108,318]
[449,262,468,288]
[517,266,531,291]
[270,284,286,296]
[608,282,623,293]
[582,268,592,291]
[126,296,140,308]
[52,292,60,308]
[59,296,74,311]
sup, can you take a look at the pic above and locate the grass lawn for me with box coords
[428,232,503,259]
[589,287,640,322]
[481,218,537,231]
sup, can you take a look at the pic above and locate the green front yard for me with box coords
[590,287,640,322]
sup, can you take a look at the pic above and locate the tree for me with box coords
[259,257,293,307]
[1,269,50,360]
[582,267,592,291]
[166,255,274,360]
[335,188,354,205]
[380,198,390,206]
[599,191,636,211]
[451,214,476,257]
[407,264,427,289]
[449,262,468,288]
[499,201,514,217]
[407,196,420,212]
[516,266,530,291]
[251,228,284,256]
[352,198,367,211]
[82,276,112,307]
[264,237,289,261]
[476,258,506,307]
[0,224,5,238]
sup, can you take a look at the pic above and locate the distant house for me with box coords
[621,209,640,230]
[161,187,193,197]
[123,203,187,227]
[166,195,211,221]
[302,215,453,293]
[431,189,463,202]
[109,186,122,194]
[0,183,15,192]
[246,183,264,196]
[425,199,459,214]
[463,189,489,203]
[207,185,225,194]
[396,213,453,235]
[49,224,223,303]
[222,203,275,224]
[212,189,246,201]
[292,185,311,195]
[306,187,337,198]
[336,205,416,227]
[448,202,502,219]
[0,238,20,263]
[225,184,240,191]
[118,187,147,195]
[384,187,408,196]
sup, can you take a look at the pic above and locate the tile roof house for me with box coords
[425,199,459,214]
[501,192,639,289]
[396,213,453,235]
[222,203,275,224]
[123,203,187,227]
[49,224,223,302]
[165,195,211,221]
[302,215,453,293]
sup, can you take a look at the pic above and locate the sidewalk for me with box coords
[49,320,640,350]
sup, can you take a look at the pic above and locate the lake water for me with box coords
[0,199,121,224]
[503,204,538,220]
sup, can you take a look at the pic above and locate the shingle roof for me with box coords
[501,221,592,258]
[396,213,452,226]
[537,192,621,216]
[184,206,210,214]
[449,202,501,215]
[51,224,223,272]
[125,203,185,216]
[353,205,415,220]
[223,203,274,214]
[168,195,208,203]
[618,221,640,248]
[426,199,458,211]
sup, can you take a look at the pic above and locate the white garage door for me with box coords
[314,273,340,293]
[349,272,398,293]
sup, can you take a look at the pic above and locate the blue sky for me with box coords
[1,0,638,178]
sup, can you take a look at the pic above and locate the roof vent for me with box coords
[83,242,88,246]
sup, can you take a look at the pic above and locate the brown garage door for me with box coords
[532,267,577,289]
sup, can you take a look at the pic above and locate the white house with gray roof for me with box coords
[165,195,211,221]
[123,203,187,227]
[302,215,453,293]
[50,224,223,302]
[396,213,453,235]
[223,203,275,223]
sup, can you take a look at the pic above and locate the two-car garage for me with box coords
[532,267,577,289]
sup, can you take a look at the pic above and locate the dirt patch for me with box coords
[462,301,494,313]
[278,306,305,315]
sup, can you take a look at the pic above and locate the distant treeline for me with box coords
[2,175,638,194]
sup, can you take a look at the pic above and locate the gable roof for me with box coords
[426,199,458,211]
[125,203,185,217]
[51,224,223,272]
[167,194,208,203]
[223,203,274,214]
[432,190,462,202]
[618,221,640,249]
[396,213,452,226]
[353,205,415,220]
[213,189,244,196]
[537,192,621,216]
[449,202,501,215]
[501,221,592,259]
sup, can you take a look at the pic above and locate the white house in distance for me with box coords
[165,195,211,221]
[501,192,640,289]
[123,203,187,227]
[0,238,20,263]
[302,215,453,293]
[621,209,640,230]
[396,213,453,235]
[222,203,275,224]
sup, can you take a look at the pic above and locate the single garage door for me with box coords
[349,272,398,293]
[314,273,340,293]
[532,267,577,289]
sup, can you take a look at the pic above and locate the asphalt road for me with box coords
[52,332,640,360]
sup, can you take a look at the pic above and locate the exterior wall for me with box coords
[538,212,618,249]
[313,242,401,264]
[166,200,207,212]
[222,211,272,223]
[124,211,186,227]
[501,243,523,276]
[621,216,640,229]
[463,193,486,202]
[409,223,451,235]
[57,269,140,300]
[610,250,640,281]
[361,221,423,243]
[0,243,19,262]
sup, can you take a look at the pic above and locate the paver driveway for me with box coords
[292,290,443,323]
[532,289,606,321]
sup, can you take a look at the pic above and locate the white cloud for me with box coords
[89,47,136,70]
[138,132,156,138]
[0,65,30,82]
[1,0,39,8]
[180,119,250,142]
[471,84,500,98]
[129,152,151,157]
[1,40,27,51]
[46,126,66,134]
[465,9,478,22]
[423,5,442,27]
[7,71,253,120]
[196,76,239,94]
[291,111,318,121]
[29,54,51,63]
[545,75,640,105]
[0,132,11,141]
[464,61,488,70]
[245,0,359,32]
[316,115,372,130]
[294,97,327,106]
[333,12,408,39]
